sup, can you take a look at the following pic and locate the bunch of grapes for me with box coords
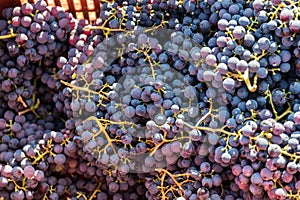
[1,0,300,199]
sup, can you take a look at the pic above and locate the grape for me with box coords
[137,33,148,45]
[170,141,182,153]
[161,99,172,110]
[271,89,286,106]
[268,54,281,67]
[36,31,49,44]
[218,19,229,30]
[136,142,147,154]
[257,67,268,79]
[34,170,45,181]
[193,33,204,43]
[236,60,248,72]
[135,105,146,116]
[242,165,254,177]
[85,101,96,112]
[202,177,213,188]
[257,37,270,50]
[275,188,287,199]
[232,26,246,39]
[286,162,297,174]
[54,154,66,165]
[124,106,135,118]
[255,138,269,150]
[289,82,300,94]
[227,56,239,70]
[278,62,291,73]
[280,8,293,22]
[237,87,248,99]
[23,165,35,179]
[130,87,142,99]
[150,92,162,102]
[200,162,211,173]
[10,190,25,200]
[21,16,32,27]
[200,47,212,58]
[109,182,119,193]
[30,22,42,33]
[205,54,217,66]
[216,63,228,76]
[92,56,104,69]
[81,131,92,141]
[223,78,235,91]
[184,85,196,99]
[290,20,300,33]
[238,16,250,27]
[232,164,242,176]
[197,187,209,199]
[174,59,186,70]
[0,176,8,187]
[225,118,237,129]
[221,152,231,163]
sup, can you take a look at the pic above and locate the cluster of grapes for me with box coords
[1,0,300,199]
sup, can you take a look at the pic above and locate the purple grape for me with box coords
[23,165,35,179]
[36,31,48,44]
[30,22,42,33]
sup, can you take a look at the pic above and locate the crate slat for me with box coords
[0,0,20,16]
[46,0,56,7]
[0,0,101,22]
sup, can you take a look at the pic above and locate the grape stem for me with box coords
[18,99,41,118]
[183,121,237,137]
[32,139,55,165]
[88,180,102,200]
[0,29,17,40]
[155,168,186,196]
[264,88,292,121]
[226,68,258,92]
[84,116,117,154]
[246,17,258,34]
[60,80,109,101]
[268,2,286,20]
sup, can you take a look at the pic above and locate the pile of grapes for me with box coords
[1,0,300,199]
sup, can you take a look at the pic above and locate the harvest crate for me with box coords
[0,0,101,22]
